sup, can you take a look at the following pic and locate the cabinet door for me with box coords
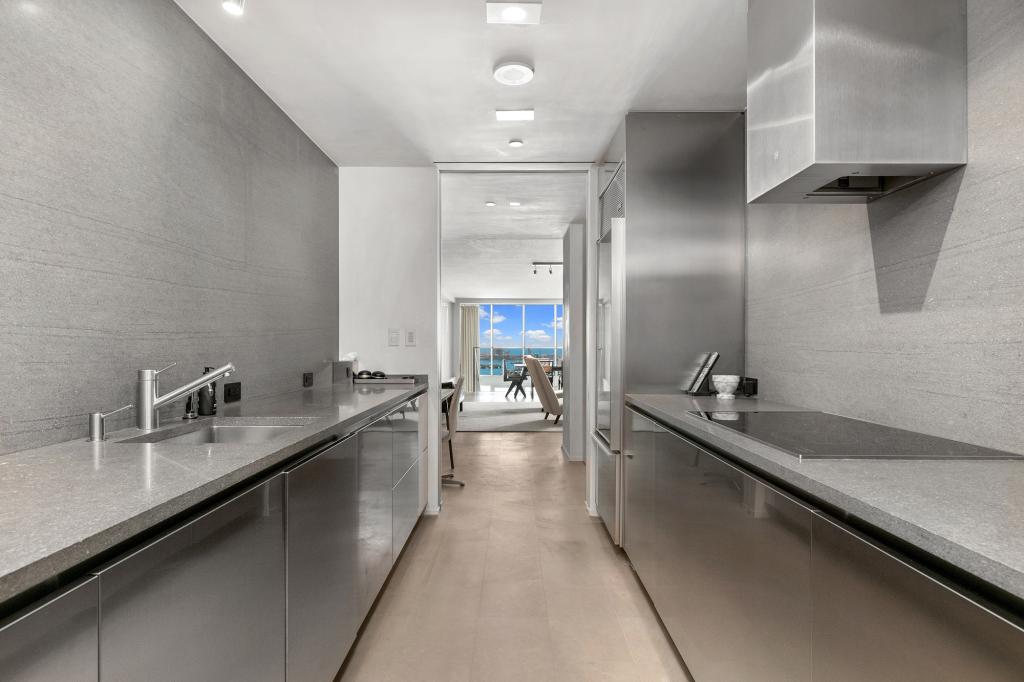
[0,578,98,682]
[655,431,812,682]
[286,437,360,682]
[393,457,421,561]
[392,399,420,486]
[98,476,285,682]
[595,434,619,543]
[812,514,1024,681]
[623,409,658,585]
[358,414,394,612]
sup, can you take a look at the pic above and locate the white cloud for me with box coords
[525,329,552,343]
[491,313,506,324]
[544,316,564,330]
[479,308,488,319]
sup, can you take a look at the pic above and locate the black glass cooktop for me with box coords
[688,411,1024,461]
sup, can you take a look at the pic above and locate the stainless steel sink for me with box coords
[119,421,309,445]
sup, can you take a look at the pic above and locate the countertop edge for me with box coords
[1,384,427,609]
[624,394,1024,605]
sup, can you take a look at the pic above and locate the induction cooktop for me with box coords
[687,411,1024,461]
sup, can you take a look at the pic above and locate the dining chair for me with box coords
[441,376,466,487]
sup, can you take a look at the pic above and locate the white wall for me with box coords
[339,166,442,513]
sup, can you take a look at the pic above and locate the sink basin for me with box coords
[154,425,304,445]
[120,422,308,445]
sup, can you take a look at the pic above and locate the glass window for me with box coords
[478,305,492,376]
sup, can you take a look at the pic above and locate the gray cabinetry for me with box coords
[286,437,361,682]
[358,413,394,613]
[623,410,657,584]
[97,476,285,682]
[392,398,420,486]
[654,425,813,682]
[0,578,98,682]
[811,514,1024,681]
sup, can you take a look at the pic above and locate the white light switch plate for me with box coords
[388,328,401,347]
[405,329,417,347]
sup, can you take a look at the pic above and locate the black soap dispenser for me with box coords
[198,366,218,416]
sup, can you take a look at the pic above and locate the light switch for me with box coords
[388,328,401,347]
[405,329,417,347]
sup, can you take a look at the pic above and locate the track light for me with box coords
[222,0,244,16]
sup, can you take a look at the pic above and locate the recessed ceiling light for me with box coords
[508,139,525,148]
[509,201,522,207]
[485,201,497,207]
[222,0,244,16]
[493,62,534,86]
[495,109,535,121]
[486,2,543,25]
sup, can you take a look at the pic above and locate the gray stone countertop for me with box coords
[0,383,426,606]
[626,393,1024,604]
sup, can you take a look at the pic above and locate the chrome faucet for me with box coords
[136,362,235,431]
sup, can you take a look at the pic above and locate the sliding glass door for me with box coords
[474,303,563,386]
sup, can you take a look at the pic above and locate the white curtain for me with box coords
[460,305,480,393]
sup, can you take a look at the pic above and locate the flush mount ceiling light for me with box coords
[495,109,535,121]
[493,62,534,86]
[509,201,522,207]
[486,2,543,24]
[485,201,497,207]
[508,139,525,148]
[222,0,244,16]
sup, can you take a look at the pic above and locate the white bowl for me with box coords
[711,374,740,399]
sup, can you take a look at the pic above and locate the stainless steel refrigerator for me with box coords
[592,112,746,544]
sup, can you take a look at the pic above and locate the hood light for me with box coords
[222,0,244,16]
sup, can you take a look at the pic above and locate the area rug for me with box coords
[457,400,563,432]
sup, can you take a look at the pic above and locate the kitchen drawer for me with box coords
[393,456,421,561]
[358,415,394,612]
[286,436,361,682]
[655,429,814,682]
[812,513,1024,681]
[392,399,420,485]
[96,476,285,682]
[0,577,98,682]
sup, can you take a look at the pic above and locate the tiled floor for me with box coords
[341,432,690,682]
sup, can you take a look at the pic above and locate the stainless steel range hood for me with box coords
[746,0,967,204]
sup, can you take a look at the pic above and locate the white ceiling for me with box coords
[172,0,748,165]
[441,172,586,299]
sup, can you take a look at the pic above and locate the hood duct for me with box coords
[746,0,967,204]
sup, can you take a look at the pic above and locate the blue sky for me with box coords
[479,304,562,349]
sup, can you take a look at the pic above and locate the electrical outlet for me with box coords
[224,382,242,403]
[302,372,314,388]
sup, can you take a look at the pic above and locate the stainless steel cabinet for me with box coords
[392,399,420,486]
[393,458,421,560]
[358,414,394,613]
[595,434,620,543]
[623,409,657,584]
[653,428,813,682]
[286,437,361,682]
[0,578,98,681]
[97,476,285,682]
[812,514,1024,681]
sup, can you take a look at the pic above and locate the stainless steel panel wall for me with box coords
[0,0,339,455]
[0,578,98,682]
[98,476,286,681]
[622,113,746,390]
[358,415,394,611]
[812,514,1024,681]
[286,438,361,682]
[655,430,813,681]
[393,458,421,560]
